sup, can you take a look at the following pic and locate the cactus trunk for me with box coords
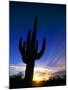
[25,60,34,81]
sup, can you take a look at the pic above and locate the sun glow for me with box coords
[33,67,50,82]
[33,72,49,82]
[33,75,43,81]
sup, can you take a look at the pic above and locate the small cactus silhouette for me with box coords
[19,16,45,81]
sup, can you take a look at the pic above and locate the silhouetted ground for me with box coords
[9,75,66,89]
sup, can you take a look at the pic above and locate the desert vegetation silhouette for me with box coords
[19,16,45,82]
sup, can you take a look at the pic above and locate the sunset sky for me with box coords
[10,1,66,81]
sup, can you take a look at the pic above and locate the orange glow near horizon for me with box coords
[33,72,50,82]
[33,67,51,82]
[33,75,43,81]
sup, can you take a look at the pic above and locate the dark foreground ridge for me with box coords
[9,75,66,89]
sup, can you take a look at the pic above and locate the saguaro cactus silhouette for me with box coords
[19,16,45,81]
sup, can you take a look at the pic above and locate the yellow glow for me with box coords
[44,75,49,81]
[33,67,51,82]
[33,75,43,81]
[33,73,49,81]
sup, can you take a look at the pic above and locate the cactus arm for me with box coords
[19,37,26,56]
[35,40,38,52]
[19,37,27,63]
[22,41,26,53]
[19,37,23,54]
[36,38,45,59]
[22,41,28,63]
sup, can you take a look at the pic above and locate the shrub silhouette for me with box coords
[19,16,45,82]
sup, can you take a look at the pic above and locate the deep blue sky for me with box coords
[10,1,66,70]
